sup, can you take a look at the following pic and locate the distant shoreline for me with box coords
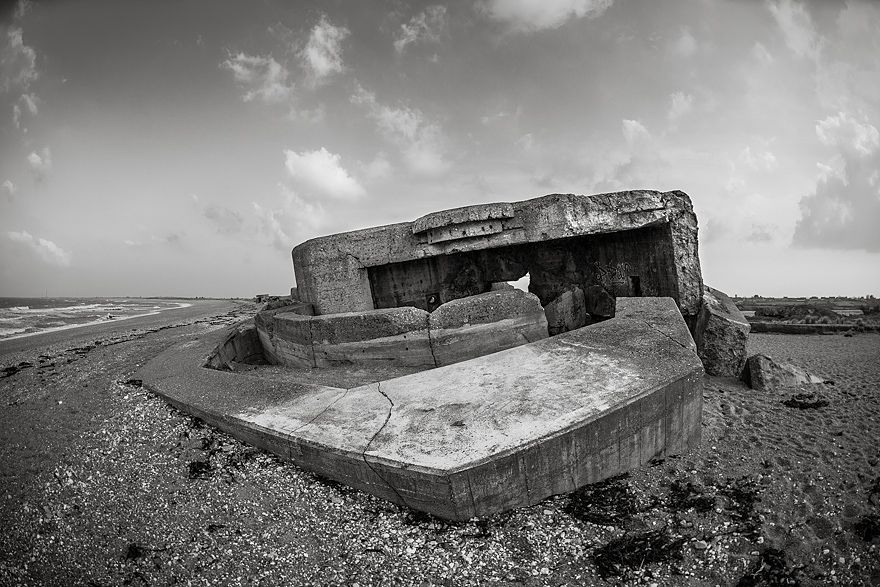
[0,302,193,342]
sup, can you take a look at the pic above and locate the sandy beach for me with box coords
[1,306,878,585]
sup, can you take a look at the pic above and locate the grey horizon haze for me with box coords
[1,0,878,298]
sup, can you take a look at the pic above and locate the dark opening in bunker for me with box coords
[367,223,679,312]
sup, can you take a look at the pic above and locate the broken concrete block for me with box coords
[692,286,750,377]
[544,286,587,336]
[742,354,827,391]
[429,290,548,366]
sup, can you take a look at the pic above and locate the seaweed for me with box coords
[853,514,880,542]
[719,476,763,537]
[592,527,686,579]
[736,548,800,586]
[782,392,828,410]
[564,474,638,525]
[668,479,716,513]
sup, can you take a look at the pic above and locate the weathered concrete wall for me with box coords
[257,290,550,369]
[204,324,266,371]
[292,190,703,318]
[428,290,548,366]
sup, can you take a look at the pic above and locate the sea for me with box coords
[0,297,192,341]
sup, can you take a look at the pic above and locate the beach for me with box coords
[1,307,878,585]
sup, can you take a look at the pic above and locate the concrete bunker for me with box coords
[366,223,679,314]
[139,189,753,520]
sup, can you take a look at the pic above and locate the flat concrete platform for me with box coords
[137,297,704,520]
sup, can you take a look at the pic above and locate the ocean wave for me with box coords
[0,327,29,337]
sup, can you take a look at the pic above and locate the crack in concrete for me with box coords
[292,387,352,434]
[361,382,411,509]
[345,251,366,268]
[425,323,439,368]
[638,318,692,352]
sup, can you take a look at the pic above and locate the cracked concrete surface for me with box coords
[138,297,704,520]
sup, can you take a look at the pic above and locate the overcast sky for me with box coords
[1,0,878,298]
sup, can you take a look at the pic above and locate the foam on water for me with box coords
[0,298,192,340]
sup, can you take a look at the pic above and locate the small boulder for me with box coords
[544,286,587,336]
[583,284,616,321]
[742,354,827,391]
[692,286,750,377]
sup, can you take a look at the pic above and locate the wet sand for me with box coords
[0,312,878,585]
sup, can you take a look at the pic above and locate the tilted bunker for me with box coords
[139,189,750,519]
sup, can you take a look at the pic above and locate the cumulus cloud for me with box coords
[621,119,650,146]
[361,153,392,180]
[0,26,38,93]
[2,179,15,198]
[12,92,37,129]
[672,27,697,58]
[252,185,327,251]
[283,147,365,200]
[252,202,291,251]
[26,147,51,179]
[479,0,613,33]
[816,111,880,155]
[351,84,450,176]
[667,91,693,123]
[300,16,349,84]
[793,112,880,251]
[768,0,821,61]
[394,5,447,54]
[221,52,293,103]
[7,230,71,266]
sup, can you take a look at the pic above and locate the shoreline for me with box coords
[0,301,194,343]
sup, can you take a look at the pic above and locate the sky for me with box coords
[1,0,878,298]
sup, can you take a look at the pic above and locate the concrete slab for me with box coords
[138,297,703,520]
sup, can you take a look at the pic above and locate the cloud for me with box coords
[283,147,365,200]
[26,147,51,179]
[2,179,15,198]
[394,5,447,54]
[221,52,293,103]
[767,0,821,61]
[252,186,327,251]
[252,202,291,251]
[739,145,778,171]
[300,16,349,84]
[351,84,450,176]
[621,119,650,146]
[0,26,38,93]
[202,204,244,235]
[12,92,37,129]
[751,42,774,66]
[672,27,697,58]
[667,91,693,122]
[6,230,71,266]
[793,112,880,252]
[479,0,613,33]
[361,153,392,180]
[815,111,880,156]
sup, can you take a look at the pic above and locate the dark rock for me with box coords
[742,354,826,391]
[693,286,750,376]
[583,284,616,321]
